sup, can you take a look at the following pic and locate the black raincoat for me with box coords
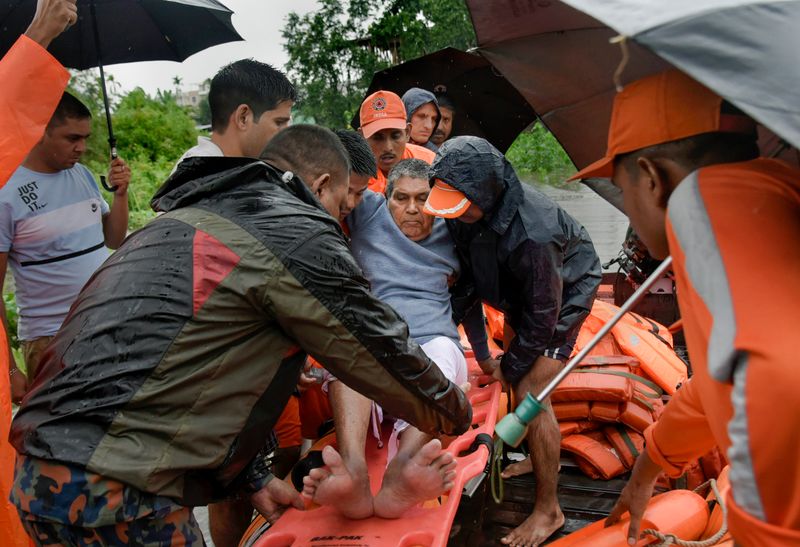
[431,137,602,385]
[11,157,471,505]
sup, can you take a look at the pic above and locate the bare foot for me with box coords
[500,508,565,547]
[501,457,533,479]
[373,439,457,519]
[500,458,561,479]
[301,445,374,519]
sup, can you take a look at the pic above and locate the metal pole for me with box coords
[537,255,673,401]
[90,0,118,192]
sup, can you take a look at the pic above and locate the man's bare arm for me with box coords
[23,0,78,49]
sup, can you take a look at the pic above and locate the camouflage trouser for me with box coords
[11,455,205,547]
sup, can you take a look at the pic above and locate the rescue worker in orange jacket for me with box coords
[0,2,76,545]
[358,90,435,194]
[571,69,800,545]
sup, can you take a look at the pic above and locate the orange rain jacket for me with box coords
[0,35,69,547]
[644,158,800,545]
[367,142,435,194]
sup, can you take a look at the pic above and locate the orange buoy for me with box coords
[549,489,710,546]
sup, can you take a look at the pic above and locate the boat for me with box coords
[239,272,729,546]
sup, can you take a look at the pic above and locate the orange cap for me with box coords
[424,180,472,218]
[359,90,408,139]
[570,70,756,180]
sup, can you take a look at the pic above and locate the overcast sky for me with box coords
[103,1,320,95]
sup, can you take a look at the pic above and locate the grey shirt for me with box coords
[347,191,460,346]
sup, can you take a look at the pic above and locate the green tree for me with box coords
[111,88,198,227]
[283,0,475,127]
[66,74,199,228]
[112,88,197,163]
[505,123,576,185]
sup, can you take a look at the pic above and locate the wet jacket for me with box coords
[10,157,471,506]
[402,87,440,152]
[431,137,601,384]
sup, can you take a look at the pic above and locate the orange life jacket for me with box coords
[553,401,590,421]
[603,425,645,469]
[367,143,435,194]
[560,431,626,480]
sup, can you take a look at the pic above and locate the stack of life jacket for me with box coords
[553,355,666,479]
[551,301,690,480]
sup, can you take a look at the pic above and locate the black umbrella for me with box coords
[0,0,243,188]
[352,47,537,153]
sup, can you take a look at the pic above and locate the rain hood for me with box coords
[402,87,441,151]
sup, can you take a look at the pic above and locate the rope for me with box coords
[491,438,505,504]
[641,478,728,546]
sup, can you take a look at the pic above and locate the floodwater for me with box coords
[531,180,629,270]
[193,182,629,545]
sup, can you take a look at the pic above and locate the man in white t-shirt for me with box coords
[0,91,130,400]
[170,58,296,547]
[172,59,296,171]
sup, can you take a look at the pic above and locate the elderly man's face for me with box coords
[388,176,435,241]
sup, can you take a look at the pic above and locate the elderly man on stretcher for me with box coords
[304,158,490,519]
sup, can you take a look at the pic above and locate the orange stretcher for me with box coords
[242,352,502,547]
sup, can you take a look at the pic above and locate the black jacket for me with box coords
[12,157,471,505]
[431,137,601,384]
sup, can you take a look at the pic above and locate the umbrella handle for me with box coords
[100,144,119,193]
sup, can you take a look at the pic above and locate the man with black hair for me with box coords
[430,94,455,148]
[574,70,800,545]
[170,57,296,547]
[425,136,601,547]
[10,124,471,545]
[173,59,296,168]
[334,129,377,222]
[1,91,130,400]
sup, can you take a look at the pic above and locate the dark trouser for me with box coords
[18,508,204,547]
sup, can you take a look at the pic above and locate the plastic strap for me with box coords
[468,433,495,474]
[491,438,505,504]
[616,425,640,459]
[571,368,663,398]
[632,394,656,412]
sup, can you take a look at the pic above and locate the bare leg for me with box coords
[209,498,253,547]
[302,381,374,519]
[501,356,565,547]
[373,428,457,519]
